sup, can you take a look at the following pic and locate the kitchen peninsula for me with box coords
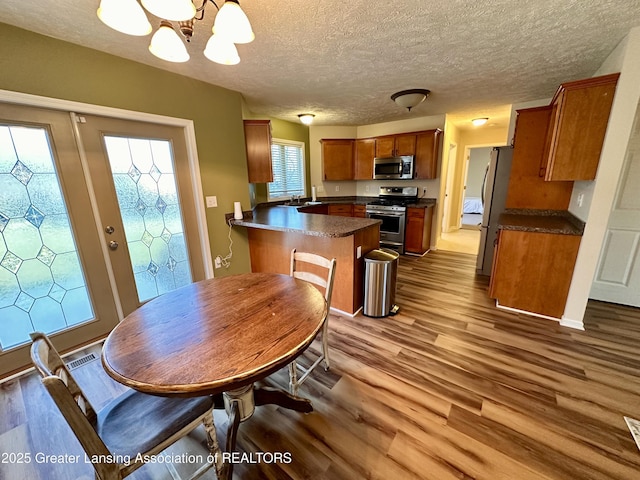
[232,205,380,315]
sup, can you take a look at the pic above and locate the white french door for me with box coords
[0,103,205,378]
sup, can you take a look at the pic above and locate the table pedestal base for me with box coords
[219,384,313,479]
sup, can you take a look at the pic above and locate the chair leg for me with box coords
[321,321,330,371]
[288,361,299,396]
[202,411,224,479]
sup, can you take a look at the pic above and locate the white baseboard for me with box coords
[560,316,585,331]
[331,306,361,317]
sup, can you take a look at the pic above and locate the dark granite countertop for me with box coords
[231,205,381,238]
[498,209,585,236]
[255,196,437,208]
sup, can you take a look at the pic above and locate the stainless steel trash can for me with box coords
[363,248,399,317]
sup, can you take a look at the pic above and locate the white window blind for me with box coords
[268,138,306,200]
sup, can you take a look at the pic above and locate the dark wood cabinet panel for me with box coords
[243,120,273,183]
[405,206,433,255]
[328,204,353,217]
[352,204,366,218]
[354,138,375,180]
[505,107,573,210]
[542,73,619,181]
[321,139,354,180]
[414,129,442,179]
[489,229,581,318]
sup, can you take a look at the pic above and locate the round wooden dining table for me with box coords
[101,272,327,479]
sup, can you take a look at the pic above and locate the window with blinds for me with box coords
[267,138,306,200]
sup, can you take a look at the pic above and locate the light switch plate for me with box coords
[356,246,362,258]
[206,196,217,208]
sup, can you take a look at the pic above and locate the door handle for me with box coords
[109,240,119,251]
[105,225,115,234]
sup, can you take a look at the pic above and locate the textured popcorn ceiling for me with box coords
[1,0,639,127]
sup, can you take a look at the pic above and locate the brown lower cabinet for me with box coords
[352,204,366,218]
[489,229,581,318]
[404,206,433,255]
[328,204,353,217]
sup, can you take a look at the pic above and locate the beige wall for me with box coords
[0,22,251,277]
[564,26,640,327]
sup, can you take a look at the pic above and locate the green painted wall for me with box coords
[0,22,251,277]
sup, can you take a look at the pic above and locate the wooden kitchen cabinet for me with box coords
[328,204,353,217]
[489,229,581,318]
[414,129,442,179]
[375,133,416,157]
[299,204,328,215]
[404,206,433,255]
[243,120,273,183]
[541,73,619,181]
[505,106,573,210]
[321,139,354,180]
[354,138,375,180]
[352,204,366,218]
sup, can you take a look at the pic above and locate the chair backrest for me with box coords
[290,249,337,309]
[30,332,119,479]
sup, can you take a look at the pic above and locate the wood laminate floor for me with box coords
[2,250,640,479]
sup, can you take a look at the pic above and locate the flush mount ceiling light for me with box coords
[97,0,254,65]
[298,114,315,125]
[391,89,431,112]
[472,117,489,126]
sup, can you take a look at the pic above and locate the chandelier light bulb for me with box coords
[149,21,190,63]
[97,0,152,36]
[213,0,255,44]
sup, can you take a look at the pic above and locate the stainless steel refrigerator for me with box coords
[476,146,514,275]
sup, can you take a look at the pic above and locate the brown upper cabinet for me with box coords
[414,129,442,179]
[541,73,619,181]
[354,138,375,180]
[506,106,573,210]
[243,120,273,183]
[375,133,417,157]
[321,139,354,180]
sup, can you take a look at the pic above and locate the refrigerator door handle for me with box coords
[481,164,489,207]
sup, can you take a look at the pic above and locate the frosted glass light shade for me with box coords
[141,0,196,21]
[298,114,315,125]
[390,89,431,111]
[204,34,240,65]
[213,0,255,44]
[97,0,152,36]
[472,117,489,126]
[149,22,190,62]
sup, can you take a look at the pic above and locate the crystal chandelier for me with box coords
[97,0,254,65]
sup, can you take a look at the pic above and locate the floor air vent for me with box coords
[66,353,97,370]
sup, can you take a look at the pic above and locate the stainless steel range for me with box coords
[366,186,418,254]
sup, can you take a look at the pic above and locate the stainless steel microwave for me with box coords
[373,156,414,180]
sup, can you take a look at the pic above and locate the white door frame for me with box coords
[0,89,214,315]
[441,143,457,233]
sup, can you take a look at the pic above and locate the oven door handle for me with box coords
[366,211,405,217]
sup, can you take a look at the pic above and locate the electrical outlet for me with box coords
[577,193,584,207]
[625,417,640,451]
[206,196,218,208]
[422,187,427,195]
[335,185,340,192]
[317,185,324,193]
[365,185,370,193]
[214,256,222,268]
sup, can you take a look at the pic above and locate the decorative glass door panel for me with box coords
[77,115,205,317]
[103,136,192,302]
[0,104,119,378]
[0,125,94,350]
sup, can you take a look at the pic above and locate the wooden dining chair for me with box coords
[288,248,337,396]
[29,332,223,480]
